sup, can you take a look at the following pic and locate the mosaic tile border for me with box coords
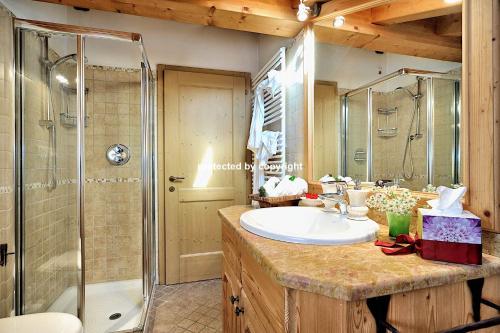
[86,177,141,184]
[87,64,141,73]
[23,177,141,190]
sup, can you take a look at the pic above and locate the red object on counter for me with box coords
[374,234,422,255]
[305,193,318,199]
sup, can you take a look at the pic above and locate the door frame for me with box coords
[156,64,252,284]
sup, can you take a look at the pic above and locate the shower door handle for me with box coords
[169,176,185,182]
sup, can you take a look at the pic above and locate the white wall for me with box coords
[1,0,261,74]
[316,42,461,91]
[257,35,291,69]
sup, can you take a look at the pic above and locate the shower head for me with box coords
[50,53,77,69]
[49,53,88,70]
[394,86,421,99]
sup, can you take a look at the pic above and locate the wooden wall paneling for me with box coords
[493,0,500,231]
[464,0,498,232]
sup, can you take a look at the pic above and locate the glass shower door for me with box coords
[82,37,146,333]
[17,29,80,316]
[431,78,461,187]
[344,90,369,181]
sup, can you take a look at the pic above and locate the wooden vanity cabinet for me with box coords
[222,218,500,333]
[222,223,287,333]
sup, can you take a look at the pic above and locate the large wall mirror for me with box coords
[310,3,463,192]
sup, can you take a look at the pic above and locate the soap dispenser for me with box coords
[346,179,370,220]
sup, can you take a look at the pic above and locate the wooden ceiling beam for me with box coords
[33,0,304,37]
[315,13,462,62]
[436,13,462,37]
[312,0,395,23]
[371,0,462,25]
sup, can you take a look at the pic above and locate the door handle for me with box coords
[169,176,185,182]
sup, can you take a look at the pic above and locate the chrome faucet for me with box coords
[319,181,348,215]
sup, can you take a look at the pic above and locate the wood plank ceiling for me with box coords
[33,0,463,62]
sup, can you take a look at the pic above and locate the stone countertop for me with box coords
[219,205,500,301]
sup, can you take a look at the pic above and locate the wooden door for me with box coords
[164,69,249,284]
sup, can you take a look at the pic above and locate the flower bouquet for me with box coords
[366,186,419,237]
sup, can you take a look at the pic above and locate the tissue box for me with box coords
[417,208,482,265]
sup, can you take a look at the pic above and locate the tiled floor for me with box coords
[145,279,222,333]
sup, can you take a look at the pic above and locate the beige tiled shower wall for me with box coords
[371,82,428,191]
[432,78,456,187]
[0,5,15,318]
[370,79,457,191]
[22,32,79,314]
[84,66,142,284]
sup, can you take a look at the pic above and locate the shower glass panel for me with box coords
[344,90,369,181]
[431,78,461,186]
[342,70,460,191]
[82,37,144,333]
[15,19,155,333]
[16,30,80,315]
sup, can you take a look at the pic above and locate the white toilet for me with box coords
[0,312,82,333]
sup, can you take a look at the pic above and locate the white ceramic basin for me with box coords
[240,207,379,245]
[0,313,82,333]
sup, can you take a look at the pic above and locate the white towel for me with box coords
[247,70,282,154]
[257,131,280,164]
[272,176,308,197]
[262,177,281,197]
[249,70,283,192]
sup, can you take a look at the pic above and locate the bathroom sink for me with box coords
[240,207,379,245]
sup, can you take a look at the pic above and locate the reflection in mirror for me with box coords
[313,39,462,191]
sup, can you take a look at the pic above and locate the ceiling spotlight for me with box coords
[333,16,345,28]
[297,0,310,22]
[444,0,462,4]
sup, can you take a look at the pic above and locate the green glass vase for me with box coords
[386,212,411,238]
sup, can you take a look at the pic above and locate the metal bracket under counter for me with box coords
[366,278,500,333]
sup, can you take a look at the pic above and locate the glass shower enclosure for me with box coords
[341,68,461,191]
[14,19,156,333]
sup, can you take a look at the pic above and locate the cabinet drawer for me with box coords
[222,222,241,280]
[241,250,285,333]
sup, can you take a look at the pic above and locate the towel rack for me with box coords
[251,47,286,192]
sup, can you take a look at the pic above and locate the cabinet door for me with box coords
[223,271,241,333]
[240,289,267,333]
